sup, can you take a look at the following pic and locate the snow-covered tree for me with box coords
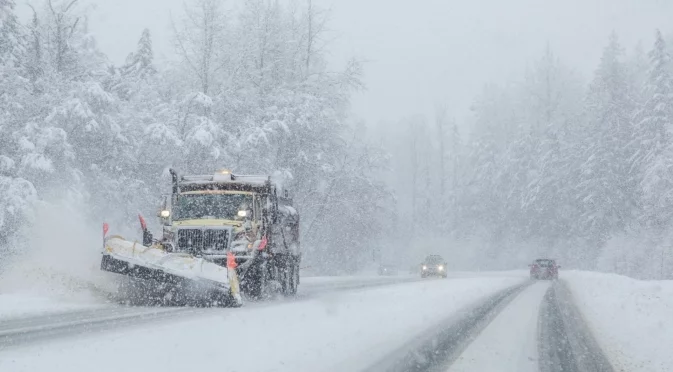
[578,33,637,248]
[172,0,227,95]
[0,0,23,67]
[634,30,673,230]
[121,28,156,79]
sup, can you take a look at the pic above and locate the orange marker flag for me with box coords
[227,252,238,269]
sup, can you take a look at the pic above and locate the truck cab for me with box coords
[154,169,300,297]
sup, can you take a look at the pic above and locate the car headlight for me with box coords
[438,265,444,271]
[422,265,427,270]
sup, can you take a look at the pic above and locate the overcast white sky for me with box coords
[18,0,673,126]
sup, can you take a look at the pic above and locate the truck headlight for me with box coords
[438,265,444,271]
[422,265,427,270]
[160,210,170,218]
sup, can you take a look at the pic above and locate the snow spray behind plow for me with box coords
[0,200,120,303]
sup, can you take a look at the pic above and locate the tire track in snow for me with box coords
[538,281,615,372]
[538,283,580,372]
[365,278,617,372]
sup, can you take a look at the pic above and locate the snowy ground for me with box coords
[0,271,493,320]
[11,268,667,372]
[0,273,420,320]
[564,270,673,372]
[0,270,118,319]
[0,275,523,372]
[0,294,105,319]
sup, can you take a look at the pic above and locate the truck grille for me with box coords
[177,229,230,254]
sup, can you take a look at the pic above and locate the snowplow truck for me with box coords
[102,169,300,302]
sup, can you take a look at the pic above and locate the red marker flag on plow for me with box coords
[258,236,268,250]
[138,214,147,231]
[103,222,110,251]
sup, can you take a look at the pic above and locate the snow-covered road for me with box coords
[0,274,429,350]
[0,271,635,372]
[369,277,615,372]
[446,281,549,372]
[0,274,524,372]
[0,274,421,320]
[436,280,613,372]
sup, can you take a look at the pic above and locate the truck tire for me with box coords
[277,255,298,296]
[246,276,263,299]
[242,262,265,299]
[222,289,242,308]
[286,262,298,295]
[278,260,294,296]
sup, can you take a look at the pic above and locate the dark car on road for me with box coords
[529,259,560,280]
[421,255,448,278]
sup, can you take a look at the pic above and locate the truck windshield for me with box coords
[173,194,253,220]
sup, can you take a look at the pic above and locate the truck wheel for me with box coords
[225,290,243,308]
[280,263,289,295]
[287,263,299,295]
[246,276,263,299]
[280,260,297,296]
[242,263,265,299]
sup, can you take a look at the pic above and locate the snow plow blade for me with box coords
[101,236,242,307]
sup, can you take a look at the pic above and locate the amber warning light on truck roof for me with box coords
[213,169,234,182]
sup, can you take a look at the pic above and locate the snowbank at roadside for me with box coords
[564,271,673,372]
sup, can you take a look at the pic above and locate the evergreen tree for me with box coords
[25,5,44,83]
[0,0,22,67]
[628,41,649,106]
[635,30,673,229]
[578,32,636,247]
[0,0,39,256]
[121,28,156,79]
